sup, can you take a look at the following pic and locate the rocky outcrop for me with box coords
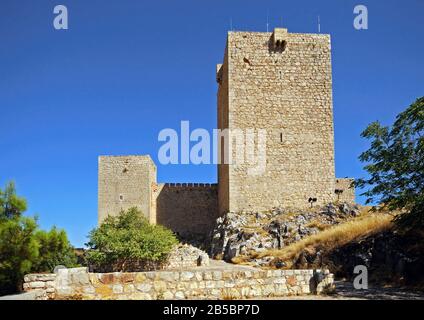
[209,203,361,264]
[306,230,424,286]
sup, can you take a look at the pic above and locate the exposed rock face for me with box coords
[304,230,424,286]
[209,203,361,264]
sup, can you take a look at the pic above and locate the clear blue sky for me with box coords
[0,0,422,247]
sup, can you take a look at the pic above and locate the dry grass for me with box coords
[231,255,250,265]
[244,225,269,237]
[305,220,330,231]
[234,213,394,266]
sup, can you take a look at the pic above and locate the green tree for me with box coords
[86,208,178,272]
[0,181,27,220]
[32,227,78,273]
[0,182,78,295]
[0,216,39,295]
[356,97,424,230]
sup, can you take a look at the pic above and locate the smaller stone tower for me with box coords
[98,155,157,224]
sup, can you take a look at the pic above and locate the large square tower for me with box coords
[217,28,336,214]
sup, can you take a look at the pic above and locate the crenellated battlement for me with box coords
[163,183,218,188]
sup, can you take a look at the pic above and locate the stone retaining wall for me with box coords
[166,244,210,269]
[23,273,56,299]
[23,267,334,300]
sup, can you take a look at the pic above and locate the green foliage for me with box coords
[32,227,78,273]
[0,216,39,295]
[86,208,178,272]
[0,182,77,295]
[0,181,27,220]
[356,97,424,230]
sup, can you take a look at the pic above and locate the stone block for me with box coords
[121,273,136,283]
[153,281,167,292]
[30,282,45,289]
[203,272,213,280]
[194,272,203,281]
[163,291,174,299]
[174,291,185,299]
[124,284,135,293]
[180,271,194,281]
[135,273,147,282]
[212,271,222,281]
[83,286,95,294]
[136,282,152,293]
[159,272,176,282]
[112,284,123,294]
[273,277,286,284]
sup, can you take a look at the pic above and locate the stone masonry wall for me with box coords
[98,28,355,239]
[335,178,355,203]
[217,28,337,213]
[98,155,220,240]
[217,41,231,216]
[166,244,210,269]
[23,273,56,300]
[98,155,156,224]
[24,267,334,300]
[155,183,219,240]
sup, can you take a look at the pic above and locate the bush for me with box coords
[86,208,178,272]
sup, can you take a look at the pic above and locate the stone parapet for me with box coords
[23,266,334,300]
[23,273,57,299]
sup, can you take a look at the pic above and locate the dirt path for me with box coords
[331,281,424,300]
[268,281,424,300]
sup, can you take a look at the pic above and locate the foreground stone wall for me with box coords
[23,273,56,299]
[24,267,334,300]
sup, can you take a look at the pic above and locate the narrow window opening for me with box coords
[308,197,317,208]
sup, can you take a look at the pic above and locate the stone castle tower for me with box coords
[98,28,355,239]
